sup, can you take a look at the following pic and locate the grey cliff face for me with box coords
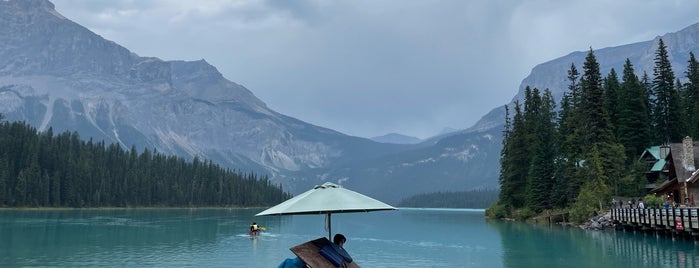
[512,22,699,106]
[4,0,497,201]
[0,0,351,179]
[0,0,137,77]
[24,0,699,201]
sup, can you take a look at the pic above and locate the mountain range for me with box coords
[2,0,698,204]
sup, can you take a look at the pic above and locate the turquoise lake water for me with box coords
[1,208,697,267]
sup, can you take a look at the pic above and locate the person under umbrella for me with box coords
[277,233,353,268]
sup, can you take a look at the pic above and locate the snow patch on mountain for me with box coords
[154,127,202,157]
[261,145,300,171]
[39,97,54,131]
[0,88,23,113]
[443,145,478,161]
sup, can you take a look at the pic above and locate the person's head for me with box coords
[333,233,347,246]
[252,222,256,225]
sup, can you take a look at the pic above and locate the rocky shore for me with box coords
[578,211,615,230]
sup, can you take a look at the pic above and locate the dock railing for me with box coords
[610,207,699,233]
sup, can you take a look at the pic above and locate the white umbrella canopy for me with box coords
[256,182,396,239]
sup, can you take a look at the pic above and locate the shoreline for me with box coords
[0,206,269,211]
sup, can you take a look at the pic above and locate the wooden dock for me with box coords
[610,208,699,239]
[532,210,569,224]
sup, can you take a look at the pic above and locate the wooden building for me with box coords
[641,136,699,206]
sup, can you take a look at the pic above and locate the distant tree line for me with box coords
[489,39,699,222]
[0,115,291,207]
[397,189,499,209]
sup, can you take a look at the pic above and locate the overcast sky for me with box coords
[51,0,699,139]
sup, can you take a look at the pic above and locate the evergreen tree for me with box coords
[573,49,622,196]
[617,59,651,163]
[525,89,558,212]
[604,68,621,136]
[0,119,291,208]
[553,93,573,208]
[651,38,678,143]
[674,78,689,137]
[641,71,654,141]
[498,105,512,207]
[568,63,581,110]
[499,101,529,209]
[570,146,611,223]
[577,48,614,151]
[559,63,583,206]
[618,160,649,197]
[0,158,7,205]
[685,52,699,138]
[492,42,699,220]
[562,63,582,157]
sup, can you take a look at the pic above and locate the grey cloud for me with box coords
[50,0,699,138]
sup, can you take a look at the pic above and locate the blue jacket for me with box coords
[330,243,353,263]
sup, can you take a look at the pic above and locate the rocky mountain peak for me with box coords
[657,21,699,56]
[0,0,136,77]
[511,21,699,107]
[2,0,57,14]
[170,60,266,108]
[12,1,698,202]
[129,58,173,90]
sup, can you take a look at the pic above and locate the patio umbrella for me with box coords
[256,182,396,239]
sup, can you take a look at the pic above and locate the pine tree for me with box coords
[0,157,7,205]
[684,52,699,137]
[578,48,614,150]
[673,78,688,138]
[499,101,529,209]
[604,68,621,136]
[651,38,677,143]
[498,105,512,207]
[570,146,611,223]
[559,63,583,206]
[641,71,654,141]
[525,89,558,212]
[573,49,621,197]
[553,93,573,207]
[617,59,651,163]
[563,63,582,158]
[685,52,699,138]
[0,119,291,208]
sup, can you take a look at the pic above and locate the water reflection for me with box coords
[603,231,698,268]
[489,219,699,268]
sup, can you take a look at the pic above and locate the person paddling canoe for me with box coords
[249,222,266,236]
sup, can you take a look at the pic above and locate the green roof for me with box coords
[651,159,666,172]
[646,146,661,159]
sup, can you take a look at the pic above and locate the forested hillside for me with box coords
[0,114,291,207]
[397,189,499,209]
[489,39,699,222]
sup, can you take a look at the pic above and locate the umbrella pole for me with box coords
[327,212,332,240]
